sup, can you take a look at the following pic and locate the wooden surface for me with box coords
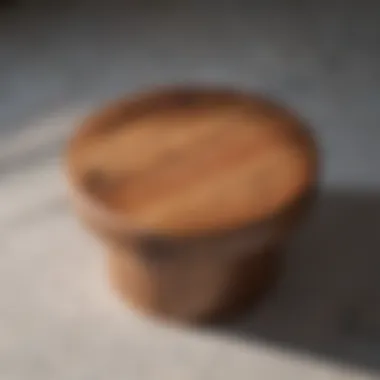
[67,88,317,236]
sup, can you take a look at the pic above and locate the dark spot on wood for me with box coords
[172,93,199,108]
[82,169,108,195]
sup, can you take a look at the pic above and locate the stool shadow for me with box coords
[217,190,380,372]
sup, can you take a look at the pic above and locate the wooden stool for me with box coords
[65,87,317,323]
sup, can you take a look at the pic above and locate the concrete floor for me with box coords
[0,1,379,379]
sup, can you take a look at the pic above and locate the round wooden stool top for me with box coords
[66,87,317,237]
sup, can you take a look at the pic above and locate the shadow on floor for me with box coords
[217,190,380,373]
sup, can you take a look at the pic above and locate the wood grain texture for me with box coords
[67,87,317,237]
